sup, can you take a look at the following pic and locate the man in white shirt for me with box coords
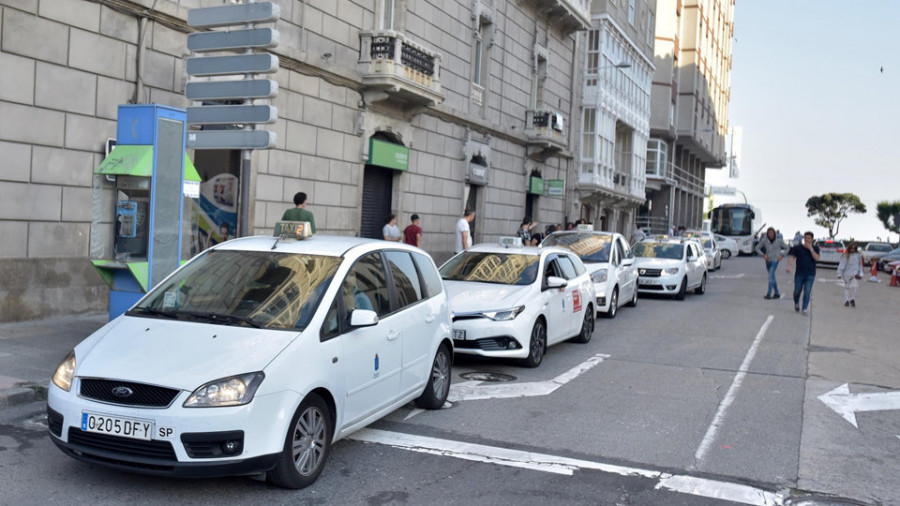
[455,208,475,253]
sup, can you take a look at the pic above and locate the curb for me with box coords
[0,383,48,411]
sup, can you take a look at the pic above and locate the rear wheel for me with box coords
[521,319,546,368]
[570,305,594,344]
[414,344,451,409]
[722,249,732,259]
[267,393,333,489]
[603,288,618,319]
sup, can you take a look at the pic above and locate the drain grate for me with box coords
[459,372,516,383]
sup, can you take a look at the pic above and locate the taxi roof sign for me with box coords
[499,237,523,248]
[274,221,312,240]
[576,224,593,232]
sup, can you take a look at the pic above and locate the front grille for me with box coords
[640,285,665,291]
[47,406,64,437]
[454,336,519,351]
[67,427,177,461]
[452,314,483,322]
[80,379,180,407]
[638,268,662,277]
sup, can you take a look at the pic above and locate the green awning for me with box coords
[96,145,201,182]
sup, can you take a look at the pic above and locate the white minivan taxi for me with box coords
[439,239,595,368]
[48,230,453,489]
[633,237,708,300]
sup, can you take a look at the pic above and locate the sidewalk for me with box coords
[0,312,108,411]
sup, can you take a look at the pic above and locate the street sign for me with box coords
[187,130,277,150]
[185,80,278,101]
[709,185,737,196]
[187,2,280,29]
[187,28,279,52]
[187,105,277,125]
[186,54,279,77]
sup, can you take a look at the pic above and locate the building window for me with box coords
[586,29,600,86]
[381,0,394,30]
[647,11,655,47]
[646,139,668,177]
[473,19,491,86]
[628,0,635,25]
[581,108,596,173]
[534,53,548,107]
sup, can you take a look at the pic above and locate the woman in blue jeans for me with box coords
[755,227,789,299]
[785,231,821,314]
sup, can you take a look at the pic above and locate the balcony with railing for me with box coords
[525,109,567,160]
[523,0,590,33]
[359,30,444,108]
[647,161,705,197]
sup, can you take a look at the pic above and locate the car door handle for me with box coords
[387,330,400,341]
[425,314,435,323]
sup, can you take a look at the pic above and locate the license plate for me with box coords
[453,329,466,340]
[639,278,658,285]
[81,412,154,441]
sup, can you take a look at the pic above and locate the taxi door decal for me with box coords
[572,289,582,312]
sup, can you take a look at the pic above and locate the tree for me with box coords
[804,193,866,239]
[876,201,900,235]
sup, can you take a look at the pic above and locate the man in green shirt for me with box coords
[281,192,316,233]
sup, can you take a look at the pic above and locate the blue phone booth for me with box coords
[91,105,201,319]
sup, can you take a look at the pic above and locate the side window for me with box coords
[384,251,423,311]
[544,257,563,281]
[412,252,443,298]
[615,239,627,263]
[622,239,634,259]
[567,254,586,276]
[342,253,391,317]
[556,255,578,279]
[320,298,340,341]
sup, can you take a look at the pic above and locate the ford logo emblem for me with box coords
[112,386,134,398]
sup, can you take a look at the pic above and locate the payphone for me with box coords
[91,105,202,319]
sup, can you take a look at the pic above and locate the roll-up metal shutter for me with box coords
[361,165,393,239]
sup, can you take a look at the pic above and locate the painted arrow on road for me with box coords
[447,353,610,403]
[818,383,900,428]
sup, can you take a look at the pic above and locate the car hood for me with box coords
[443,280,531,314]
[633,258,683,270]
[74,316,298,390]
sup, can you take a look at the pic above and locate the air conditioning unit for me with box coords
[552,113,564,132]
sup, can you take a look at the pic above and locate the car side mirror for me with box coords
[544,276,567,290]
[622,258,634,266]
[349,309,378,327]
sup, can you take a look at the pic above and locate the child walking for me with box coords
[836,242,864,307]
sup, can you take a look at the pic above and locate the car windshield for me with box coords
[440,252,540,285]
[541,233,612,263]
[633,242,684,260]
[702,238,713,248]
[129,250,341,331]
[868,243,892,252]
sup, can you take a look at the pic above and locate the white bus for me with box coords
[709,203,765,255]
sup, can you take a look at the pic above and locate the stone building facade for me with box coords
[644,0,733,233]
[0,0,590,322]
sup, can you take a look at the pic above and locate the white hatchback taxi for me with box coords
[633,237,708,299]
[48,229,453,489]
[439,239,595,368]
[541,229,638,318]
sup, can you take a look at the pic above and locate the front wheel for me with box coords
[675,277,687,300]
[603,288,618,319]
[267,393,333,489]
[570,305,594,344]
[521,319,547,368]
[626,286,638,307]
[721,249,732,259]
[414,344,452,409]
[695,273,707,295]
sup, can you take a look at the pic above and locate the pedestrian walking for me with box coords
[785,231,820,314]
[282,192,316,233]
[755,227,789,299]
[836,242,864,307]
[792,231,802,247]
[382,214,402,242]
[403,214,422,247]
[455,208,475,253]
[631,226,646,244]
[518,217,539,246]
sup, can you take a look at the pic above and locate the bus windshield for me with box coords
[711,206,754,236]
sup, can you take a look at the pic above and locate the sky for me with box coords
[704,0,900,243]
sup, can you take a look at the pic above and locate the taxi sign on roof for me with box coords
[499,237,523,248]
[274,221,312,240]
[576,224,593,232]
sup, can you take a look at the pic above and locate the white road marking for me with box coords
[447,354,609,402]
[710,273,745,279]
[818,383,900,428]
[350,429,784,505]
[694,315,774,464]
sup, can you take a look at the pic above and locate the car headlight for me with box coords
[591,269,608,283]
[52,350,76,392]
[184,372,265,408]
[482,305,525,321]
[665,267,680,275]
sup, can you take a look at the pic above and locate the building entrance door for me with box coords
[361,164,393,239]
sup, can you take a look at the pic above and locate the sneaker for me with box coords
[795,303,800,312]
[764,294,773,300]
[850,300,856,307]
[802,308,809,314]
[844,301,850,307]
[772,294,781,299]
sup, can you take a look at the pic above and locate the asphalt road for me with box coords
[1,256,897,505]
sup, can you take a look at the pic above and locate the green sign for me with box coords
[547,179,564,196]
[369,138,409,171]
[528,176,544,195]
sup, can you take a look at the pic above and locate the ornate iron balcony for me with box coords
[525,109,568,160]
[359,30,443,107]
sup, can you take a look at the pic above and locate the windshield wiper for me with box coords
[180,311,264,329]
[127,307,179,319]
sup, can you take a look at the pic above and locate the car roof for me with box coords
[640,236,694,245]
[467,243,572,256]
[212,234,421,257]
[544,230,618,239]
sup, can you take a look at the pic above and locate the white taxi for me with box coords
[48,226,453,489]
[439,239,595,368]
[541,229,638,318]
[633,237,708,300]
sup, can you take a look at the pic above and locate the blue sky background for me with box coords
[705,0,900,242]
